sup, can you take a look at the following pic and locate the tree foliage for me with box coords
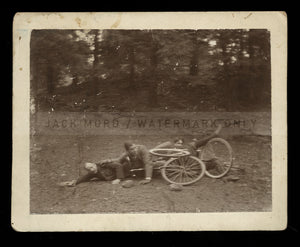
[30,29,271,112]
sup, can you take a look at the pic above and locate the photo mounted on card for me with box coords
[12,12,287,231]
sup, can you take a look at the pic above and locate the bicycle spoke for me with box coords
[165,171,178,180]
[167,159,180,167]
[166,164,181,174]
[166,165,182,169]
[165,165,182,170]
[175,159,181,166]
[165,169,181,176]
[187,167,203,172]
[178,158,185,167]
[181,173,186,182]
[184,173,193,182]
[185,157,194,167]
[165,168,182,172]
[188,161,201,168]
[171,172,182,182]
[185,170,199,178]
[180,157,187,167]
[179,172,182,183]
[167,161,182,167]
[207,143,214,154]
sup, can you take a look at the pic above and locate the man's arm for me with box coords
[59,172,96,187]
[101,152,129,164]
[75,172,96,185]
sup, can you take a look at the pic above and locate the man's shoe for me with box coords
[112,179,121,185]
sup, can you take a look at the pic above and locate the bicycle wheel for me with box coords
[200,138,233,178]
[149,148,190,157]
[161,156,206,185]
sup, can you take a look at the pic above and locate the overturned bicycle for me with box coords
[130,137,234,186]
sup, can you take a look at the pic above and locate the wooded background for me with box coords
[30,29,271,112]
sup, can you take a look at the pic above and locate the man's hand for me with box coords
[66,180,77,186]
[139,178,151,185]
[58,180,76,187]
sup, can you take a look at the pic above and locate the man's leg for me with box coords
[106,162,126,179]
[193,124,222,149]
[205,158,225,173]
[122,161,132,178]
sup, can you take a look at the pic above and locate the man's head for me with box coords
[124,142,138,156]
[124,142,133,151]
[174,137,184,148]
[84,162,98,174]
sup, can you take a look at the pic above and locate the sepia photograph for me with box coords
[12,12,287,231]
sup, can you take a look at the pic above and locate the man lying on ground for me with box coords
[61,142,159,187]
[59,159,131,187]
[153,125,224,172]
[154,124,222,156]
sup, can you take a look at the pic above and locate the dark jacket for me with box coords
[112,145,153,178]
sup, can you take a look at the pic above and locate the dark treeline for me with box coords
[30,29,271,112]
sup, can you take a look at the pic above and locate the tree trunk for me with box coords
[90,30,100,95]
[219,33,232,110]
[30,60,39,113]
[148,36,158,107]
[71,73,78,93]
[128,45,136,90]
[46,64,54,94]
[190,31,199,76]
[237,31,246,105]
[248,30,256,103]
[190,54,199,76]
[30,62,38,135]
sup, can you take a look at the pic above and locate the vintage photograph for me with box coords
[12,12,287,231]
[29,28,272,214]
